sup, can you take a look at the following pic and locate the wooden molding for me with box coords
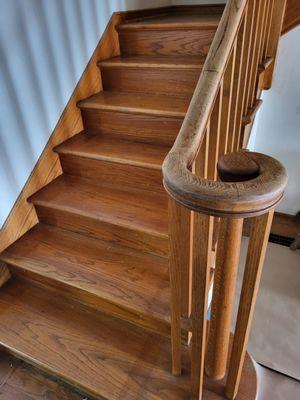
[0,13,122,253]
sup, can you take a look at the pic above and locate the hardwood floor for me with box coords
[0,352,84,400]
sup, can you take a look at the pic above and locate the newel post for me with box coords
[165,149,287,400]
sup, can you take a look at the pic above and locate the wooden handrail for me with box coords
[163,0,246,209]
[162,0,287,218]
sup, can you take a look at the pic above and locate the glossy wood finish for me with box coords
[1,224,171,335]
[0,279,257,400]
[99,55,203,96]
[79,91,188,146]
[55,132,168,193]
[117,14,220,57]
[29,175,169,257]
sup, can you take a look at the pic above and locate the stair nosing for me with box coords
[77,98,186,118]
[97,58,203,70]
[54,146,163,171]
[116,21,219,31]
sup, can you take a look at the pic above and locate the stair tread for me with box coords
[98,55,204,69]
[118,13,220,30]
[1,224,170,323]
[54,132,169,170]
[29,175,168,237]
[0,279,190,400]
[78,91,190,117]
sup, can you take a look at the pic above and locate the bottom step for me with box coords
[0,279,256,400]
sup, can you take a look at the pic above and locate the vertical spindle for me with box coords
[226,210,274,399]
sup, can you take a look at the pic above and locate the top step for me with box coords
[117,12,221,57]
[117,13,221,31]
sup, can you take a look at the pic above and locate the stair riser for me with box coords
[59,154,165,194]
[6,264,171,337]
[118,29,217,56]
[34,205,169,257]
[100,66,200,96]
[81,109,183,146]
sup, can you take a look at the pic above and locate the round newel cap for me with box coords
[217,151,260,182]
[163,150,288,218]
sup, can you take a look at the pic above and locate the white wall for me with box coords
[252,27,300,215]
[0,0,172,228]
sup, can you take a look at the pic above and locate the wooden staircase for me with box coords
[0,8,230,400]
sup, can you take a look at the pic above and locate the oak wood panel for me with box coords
[55,133,169,193]
[0,13,122,253]
[29,175,169,257]
[118,29,218,57]
[81,109,183,146]
[60,154,165,194]
[118,14,221,30]
[100,64,201,96]
[1,224,172,335]
[55,132,168,169]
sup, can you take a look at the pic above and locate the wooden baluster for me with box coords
[258,0,268,62]
[264,0,287,89]
[208,85,223,180]
[190,127,213,399]
[228,15,247,152]
[249,0,267,107]
[244,0,261,111]
[205,150,260,380]
[196,124,210,180]
[259,0,271,62]
[191,212,214,400]
[226,210,274,399]
[263,0,274,59]
[242,0,258,117]
[233,3,257,150]
[205,217,243,380]
[219,44,236,157]
[168,198,191,375]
